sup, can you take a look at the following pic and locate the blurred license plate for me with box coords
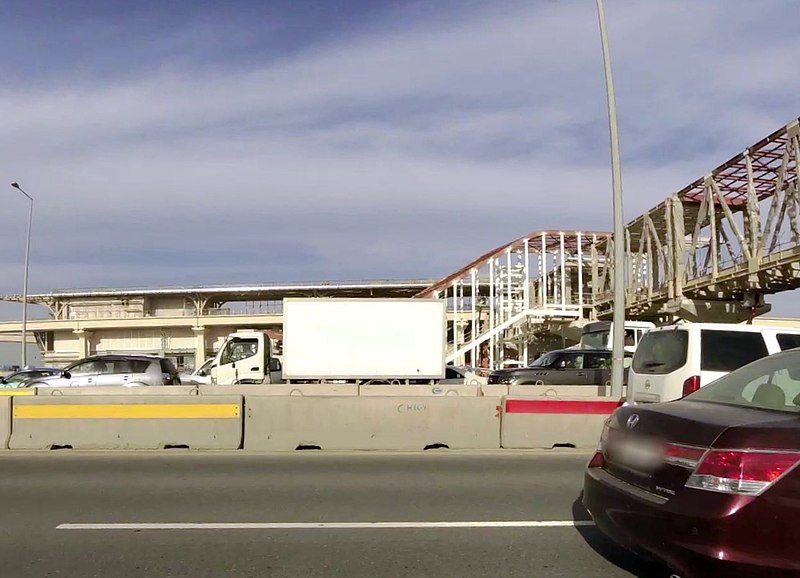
[611,438,663,471]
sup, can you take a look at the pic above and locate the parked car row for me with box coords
[0,355,181,389]
[0,368,61,388]
[488,321,800,393]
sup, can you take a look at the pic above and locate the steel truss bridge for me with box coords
[418,118,800,368]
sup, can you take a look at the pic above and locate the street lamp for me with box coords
[596,0,627,400]
[10,182,33,368]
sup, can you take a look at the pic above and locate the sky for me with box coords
[1,0,800,328]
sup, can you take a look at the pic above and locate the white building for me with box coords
[0,280,435,370]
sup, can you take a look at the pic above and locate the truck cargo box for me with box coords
[282,298,446,380]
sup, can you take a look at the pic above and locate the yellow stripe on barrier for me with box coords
[0,389,35,396]
[14,404,240,419]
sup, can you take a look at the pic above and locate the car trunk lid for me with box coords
[603,401,798,499]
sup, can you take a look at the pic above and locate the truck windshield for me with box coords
[220,338,258,364]
[580,330,609,349]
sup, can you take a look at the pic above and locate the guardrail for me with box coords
[0,384,618,451]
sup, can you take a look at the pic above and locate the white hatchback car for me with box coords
[26,355,181,388]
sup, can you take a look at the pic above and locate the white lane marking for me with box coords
[57,521,595,530]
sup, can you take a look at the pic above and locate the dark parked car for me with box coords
[0,368,61,388]
[583,348,800,577]
[487,349,630,386]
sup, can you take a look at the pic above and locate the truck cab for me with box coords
[210,330,282,385]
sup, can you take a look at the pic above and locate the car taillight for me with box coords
[663,443,706,469]
[686,450,800,495]
[682,375,701,396]
[588,424,611,469]
[588,452,606,468]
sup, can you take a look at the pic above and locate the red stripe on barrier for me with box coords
[505,399,618,415]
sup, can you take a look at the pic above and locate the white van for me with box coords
[628,322,800,404]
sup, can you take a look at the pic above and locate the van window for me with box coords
[700,330,768,372]
[580,330,609,349]
[584,353,609,369]
[531,351,560,367]
[632,330,688,374]
[556,353,584,369]
[776,333,800,351]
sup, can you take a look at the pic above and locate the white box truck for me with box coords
[210,298,447,385]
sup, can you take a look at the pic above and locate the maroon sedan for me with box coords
[583,348,800,578]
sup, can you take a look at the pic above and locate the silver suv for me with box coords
[26,355,181,388]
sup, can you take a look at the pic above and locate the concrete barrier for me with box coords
[508,384,609,398]
[0,396,10,449]
[244,396,501,451]
[200,384,358,396]
[35,386,199,396]
[359,384,480,396]
[501,396,617,449]
[480,385,508,397]
[10,395,243,450]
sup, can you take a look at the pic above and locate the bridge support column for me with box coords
[73,329,92,358]
[192,326,206,367]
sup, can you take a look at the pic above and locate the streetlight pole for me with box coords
[10,182,33,368]
[596,0,626,400]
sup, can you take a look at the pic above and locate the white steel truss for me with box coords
[421,117,800,369]
[594,117,800,320]
[417,231,608,368]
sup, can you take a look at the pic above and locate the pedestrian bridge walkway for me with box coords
[420,117,800,368]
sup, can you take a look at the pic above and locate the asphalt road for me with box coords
[0,451,671,578]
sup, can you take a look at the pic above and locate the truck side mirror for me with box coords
[269,358,282,372]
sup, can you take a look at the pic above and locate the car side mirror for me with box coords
[269,358,282,372]
[197,369,207,377]
[61,370,71,379]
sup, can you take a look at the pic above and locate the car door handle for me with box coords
[250,367,259,371]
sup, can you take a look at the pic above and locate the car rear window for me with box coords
[160,359,177,374]
[776,333,800,351]
[632,329,688,374]
[700,330,768,372]
[687,351,800,413]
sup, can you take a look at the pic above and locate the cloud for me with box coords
[0,0,799,317]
